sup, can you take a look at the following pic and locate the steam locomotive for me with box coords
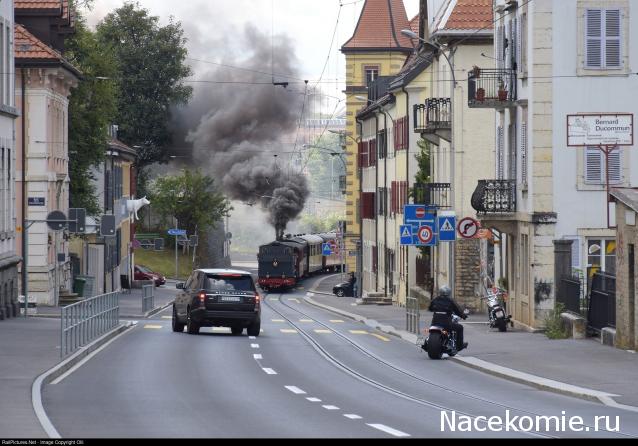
[257,233,344,291]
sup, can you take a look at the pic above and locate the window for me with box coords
[377,187,388,216]
[585,8,622,69]
[365,67,379,86]
[393,116,409,151]
[587,238,616,275]
[377,130,386,159]
[585,147,621,184]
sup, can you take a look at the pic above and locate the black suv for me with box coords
[173,269,261,336]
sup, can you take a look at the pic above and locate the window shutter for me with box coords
[515,16,521,71]
[569,237,581,269]
[605,9,621,68]
[510,19,517,71]
[496,126,504,179]
[520,122,528,184]
[585,9,603,68]
[520,13,528,72]
[496,25,504,69]
[608,149,621,183]
[585,147,602,183]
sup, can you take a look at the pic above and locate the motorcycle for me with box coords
[484,287,513,332]
[420,311,468,360]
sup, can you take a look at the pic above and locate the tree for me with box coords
[96,2,193,171]
[150,169,232,236]
[414,137,431,185]
[67,15,119,215]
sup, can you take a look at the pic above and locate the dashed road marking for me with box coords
[280,329,298,334]
[322,405,340,410]
[330,320,344,323]
[299,319,314,323]
[314,329,332,334]
[263,368,277,375]
[349,330,368,335]
[297,287,305,290]
[367,424,410,437]
[288,298,301,303]
[370,334,391,342]
[212,327,231,333]
[272,319,285,323]
[344,414,362,420]
[251,344,260,349]
[253,354,262,360]
[143,325,163,329]
[285,386,306,395]
[306,397,322,402]
[161,316,172,319]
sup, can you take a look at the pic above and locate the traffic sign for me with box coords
[457,217,480,239]
[322,243,332,256]
[438,211,457,242]
[46,211,67,231]
[168,229,187,237]
[400,225,413,246]
[417,225,435,246]
[404,205,436,223]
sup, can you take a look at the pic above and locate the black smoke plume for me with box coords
[173,25,310,239]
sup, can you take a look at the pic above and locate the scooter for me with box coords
[421,311,468,360]
[484,287,513,332]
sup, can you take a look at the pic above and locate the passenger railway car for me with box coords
[257,232,344,291]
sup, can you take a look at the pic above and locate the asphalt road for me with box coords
[42,275,638,438]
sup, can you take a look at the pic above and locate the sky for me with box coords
[85,0,420,101]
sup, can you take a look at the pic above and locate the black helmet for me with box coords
[438,285,451,297]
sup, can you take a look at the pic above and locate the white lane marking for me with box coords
[272,319,285,323]
[344,414,362,420]
[285,386,306,395]
[253,354,262,360]
[366,424,410,437]
[280,329,298,334]
[306,397,322,402]
[212,327,230,332]
[322,405,340,410]
[251,344,259,349]
[314,329,332,334]
[143,325,163,329]
[249,336,256,340]
[262,368,277,375]
[299,319,314,323]
[330,320,344,323]
[161,316,172,319]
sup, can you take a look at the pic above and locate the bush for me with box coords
[544,303,570,339]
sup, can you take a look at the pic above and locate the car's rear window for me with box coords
[205,274,255,293]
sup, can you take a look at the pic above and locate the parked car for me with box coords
[172,269,261,336]
[332,281,355,297]
[134,265,166,287]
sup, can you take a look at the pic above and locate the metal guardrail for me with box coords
[142,284,155,314]
[61,292,120,358]
[406,296,420,334]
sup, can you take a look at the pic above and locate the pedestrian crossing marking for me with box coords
[144,325,163,329]
[349,330,368,335]
[299,319,314,323]
[371,334,391,342]
[314,329,332,334]
[330,320,344,323]
[280,329,298,334]
[272,319,285,322]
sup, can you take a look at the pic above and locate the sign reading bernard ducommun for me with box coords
[567,113,634,147]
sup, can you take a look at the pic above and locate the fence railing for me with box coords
[468,68,517,107]
[557,275,586,317]
[471,179,517,214]
[413,98,451,134]
[61,292,120,358]
[142,284,155,314]
[413,183,451,208]
[406,296,420,334]
[588,272,616,332]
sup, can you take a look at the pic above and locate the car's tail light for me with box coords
[198,292,206,304]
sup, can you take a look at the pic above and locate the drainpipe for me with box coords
[402,86,410,301]
[374,113,379,292]
[383,112,388,296]
[21,69,27,307]
[356,118,363,299]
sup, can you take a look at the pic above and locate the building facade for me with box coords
[472,0,638,328]
[0,0,19,320]
[15,17,79,306]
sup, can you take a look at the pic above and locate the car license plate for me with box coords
[221,296,241,302]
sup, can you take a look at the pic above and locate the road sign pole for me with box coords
[175,235,178,280]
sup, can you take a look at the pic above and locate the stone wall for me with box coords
[615,201,638,350]
[455,238,481,311]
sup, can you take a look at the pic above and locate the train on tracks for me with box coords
[257,233,344,291]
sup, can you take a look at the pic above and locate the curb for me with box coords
[304,288,638,412]
[32,321,136,438]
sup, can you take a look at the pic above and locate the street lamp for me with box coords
[401,28,457,295]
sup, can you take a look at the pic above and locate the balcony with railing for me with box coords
[413,183,451,209]
[413,98,452,143]
[468,68,517,108]
[471,180,516,215]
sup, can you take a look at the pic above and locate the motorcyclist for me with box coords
[427,285,468,351]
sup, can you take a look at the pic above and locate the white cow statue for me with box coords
[126,197,151,222]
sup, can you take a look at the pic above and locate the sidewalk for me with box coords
[307,274,638,409]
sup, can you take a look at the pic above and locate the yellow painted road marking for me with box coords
[299,319,314,323]
[314,329,332,334]
[280,329,298,334]
[371,334,391,342]
[330,320,344,323]
[161,316,172,319]
[272,319,285,323]
[144,325,163,329]
[349,330,368,335]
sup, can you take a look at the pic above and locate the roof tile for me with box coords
[342,0,413,51]
[442,0,493,31]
